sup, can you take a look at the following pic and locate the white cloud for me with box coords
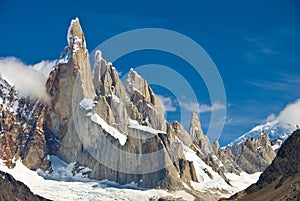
[33,60,57,77]
[265,113,276,122]
[179,98,226,113]
[276,99,300,126]
[157,95,176,112]
[0,57,56,102]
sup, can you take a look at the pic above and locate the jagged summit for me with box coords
[189,112,212,153]
[228,119,297,151]
[67,17,86,48]
[0,17,287,200]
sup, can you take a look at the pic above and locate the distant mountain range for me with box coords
[229,118,297,151]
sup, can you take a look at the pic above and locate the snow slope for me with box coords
[177,137,260,198]
[0,157,193,201]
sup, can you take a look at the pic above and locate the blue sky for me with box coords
[0,0,299,146]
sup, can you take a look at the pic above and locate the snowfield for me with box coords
[0,157,194,201]
[0,148,261,200]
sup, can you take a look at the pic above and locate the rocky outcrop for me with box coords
[0,171,49,201]
[125,68,166,131]
[223,129,300,201]
[44,18,196,191]
[217,132,276,174]
[45,17,95,163]
[92,50,130,132]
[190,112,212,155]
[0,78,49,170]
[188,113,229,184]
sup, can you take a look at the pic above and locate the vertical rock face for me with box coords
[125,68,166,131]
[45,18,95,163]
[0,78,49,170]
[218,132,276,174]
[189,112,212,155]
[43,18,192,190]
[92,50,129,131]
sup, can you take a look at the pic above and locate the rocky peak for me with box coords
[212,139,220,154]
[93,50,127,100]
[45,17,95,162]
[125,68,161,107]
[67,17,87,50]
[49,17,94,99]
[219,131,276,174]
[189,112,205,139]
[92,50,129,131]
[172,120,193,146]
[125,68,165,130]
[189,112,212,154]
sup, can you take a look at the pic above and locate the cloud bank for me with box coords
[0,57,56,102]
[276,99,300,126]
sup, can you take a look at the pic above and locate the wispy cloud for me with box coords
[245,38,279,55]
[264,113,276,122]
[178,98,226,113]
[157,95,176,112]
[246,73,300,95]
[0,57,56,102]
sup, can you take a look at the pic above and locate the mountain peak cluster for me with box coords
[0,18,298,201]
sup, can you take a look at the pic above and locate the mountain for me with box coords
[213,117,298,175]
[0,17,288,200]
[228,117,297,151]
[0,76,50,170]
[223,129,300,201]
[0,170,49,201]
[216,132,276,174]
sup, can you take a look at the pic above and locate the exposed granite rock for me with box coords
[44,18,196,191]
[188,113,229,184]
[1,17,280,200]
[173,120,193,147]
[22,106,50,170]
[125,68,166,131]
[93,50,129,131]
[218,132,276,174]
[0,78,50,170]
[189,112,212,155]
[45,18,95,164]
[212,139,220,154]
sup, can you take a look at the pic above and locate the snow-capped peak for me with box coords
[228,100,300,148]
[67,17,80,46]
[228,119,296,147]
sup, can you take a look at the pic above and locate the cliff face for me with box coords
[223,129,300,201]
[43,18,195,190]
[125,68,166,131]
[0,78,49,170]
[216,132,276,174]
